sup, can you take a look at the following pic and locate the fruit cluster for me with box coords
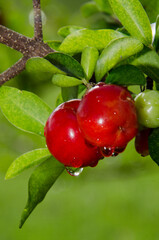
[44,83,138,168]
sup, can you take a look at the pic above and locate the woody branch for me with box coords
[0,0,54,85]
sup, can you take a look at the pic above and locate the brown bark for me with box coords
[0,0,54,85]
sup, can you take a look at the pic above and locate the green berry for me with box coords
[135,90,159,128]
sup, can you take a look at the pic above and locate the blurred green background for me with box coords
[0,0,159,239]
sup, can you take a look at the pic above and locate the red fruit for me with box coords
[77,84,138,148]
[135,128,150,157]
[44,99,102,168]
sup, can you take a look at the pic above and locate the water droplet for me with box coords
[114,146,126,154]
[65,167,83,176]
[100,146,113,157]
[29,9,47,26]
[111,151,118,157]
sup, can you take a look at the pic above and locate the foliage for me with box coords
[106,65,146,86]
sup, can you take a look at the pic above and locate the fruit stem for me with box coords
[82,79,93,89]
[146,77,153,90]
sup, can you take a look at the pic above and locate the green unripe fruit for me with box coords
[135,90,159,128]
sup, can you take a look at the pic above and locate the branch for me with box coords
[33,0,43,41]
[0,56,29,85]
[0,25,54,85]
[0,0,55,85]
[0,25,54,57]
[0,25,33,55]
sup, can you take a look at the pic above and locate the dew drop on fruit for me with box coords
[100,146,113,157]
[111,151,119,157]
[65,167,83,176]
[111,146,126,157]
[114,146,126,154]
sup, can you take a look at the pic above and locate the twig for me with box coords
[0,25,35,55]
[0,0,55,85]
[33,0,43,41]
[0,57,29,86]
[0,25,54,57]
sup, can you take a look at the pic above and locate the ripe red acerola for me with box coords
[135,128,150,157]
[44,99,102,168]
[77,84,138,149]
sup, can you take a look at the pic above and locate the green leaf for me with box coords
[81,2,99,18]
[45,40,61,51]
[81,47,99,81]
[148,128,159,165]
[0,86,52,137]
[78,84,87,99]
[26,57,64,74]
[19,157,64,228]
[55,93,64,107]
[117,27,130,36]
[95,37,144,82]
[78,84,87,94]
[106,64,146,86]
[140,0,159,23]
[52,74,82,87]
[61,86,78,102]
[108,0,152,46]
[154,15,159,52]
[131,47,159,83]
[45,53,85,79]
[5,148,51,179]
[58,25,84,38]
[59,29,126,54]
[94,0,113,14]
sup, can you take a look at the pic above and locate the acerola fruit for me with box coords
[77,84,138,148]
[44,99,102,168]
[135,90,159,128]
[135,128,150,157]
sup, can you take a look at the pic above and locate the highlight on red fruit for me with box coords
[77,83,138,149]
[44,99,102,168]
[135,128,150,157]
